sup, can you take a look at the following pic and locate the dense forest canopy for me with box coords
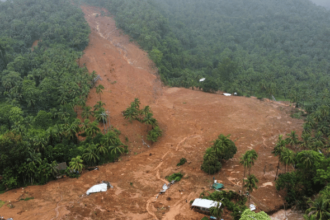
[0,0,130,191]
[89,0,330,112]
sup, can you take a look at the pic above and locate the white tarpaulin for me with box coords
[250,204,256,211]
[192,198,221,209]
[160,183,168,193]
[223,93,231,96]
[86,183,108,195]
[199,78,206,82]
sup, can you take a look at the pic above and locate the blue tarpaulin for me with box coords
[212,183,224,190]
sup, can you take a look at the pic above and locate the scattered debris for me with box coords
[87,166,99,171]
[55,162,67,171]
[156,180,176,200]
[223,93,232,96]
[160,184,168,193]
[250,204,256,211]
[142,138,150,148]
[102,181,113,189]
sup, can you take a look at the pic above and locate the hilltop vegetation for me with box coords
[0,0,129,190]
[89,0,330,112]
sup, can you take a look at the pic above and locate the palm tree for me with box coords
[82,106,93,119]
[142,105,151,116]
[102,131,123,147]
[82,144,100,165]
[280,148,295,173]
[109,145,124,155]
[143,112,158,129]
[133,98,140,109]
[305,196,330,220]
[96,84,104,100]
[49,161,59,178]
[94,101,106,111]
[66,119,81,143]
[212,134,233,160]
[69,156,84,173]
[272,135,286,179]
[301,133,312,150]
[210,202,223,219]
[286,131,300,149]
[240,150,258,193]
[123,105,139,122]
[85,121,101,137]
[244,174,259,204]
[297,151,316,170]
[97,145,108,156]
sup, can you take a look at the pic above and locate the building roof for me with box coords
[192,198,221,209]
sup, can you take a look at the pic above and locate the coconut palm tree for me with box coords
[244,174,259,204]
[69,156,84,173]
[82,106,93,119]
[305,196,330,220]
[94,101,106,111]
[286,131,300,149]
[96,84,104,100]
[82,144,100,165]
[85,121,101,137]
[109,145,124,155]
[272,135,287,179]
[97,144,108,156]
[280,148,295,173]
[240,150,258,193]
[301,133,312,150]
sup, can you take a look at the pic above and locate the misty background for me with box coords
[310,0,330,8]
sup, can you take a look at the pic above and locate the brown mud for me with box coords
[0,6,304,220]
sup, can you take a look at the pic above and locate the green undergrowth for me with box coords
[0,200,6,208]
[166,172,183,182]
[177,158,187,166]
[201,190,247,220]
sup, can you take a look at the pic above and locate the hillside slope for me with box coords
[0,6,303,220]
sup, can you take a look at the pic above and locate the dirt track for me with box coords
[0,6,304,220]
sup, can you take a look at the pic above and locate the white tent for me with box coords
[86,183,108,195]
[192,198,221,211]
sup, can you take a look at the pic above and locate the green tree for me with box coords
[82,106,93,120]
[69,156,84,173]
[96,84,105,100]
[240,150,258,193]
[280,148,295,173]
[201,148,222,174]
[244,174,259,204]
[304,196,330,220]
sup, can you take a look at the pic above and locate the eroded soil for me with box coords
[0,6,304,220]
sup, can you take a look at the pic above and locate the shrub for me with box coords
[177,158,187,166]
[166,172,183,182]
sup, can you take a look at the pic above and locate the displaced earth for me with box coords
[0,5,304,220]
